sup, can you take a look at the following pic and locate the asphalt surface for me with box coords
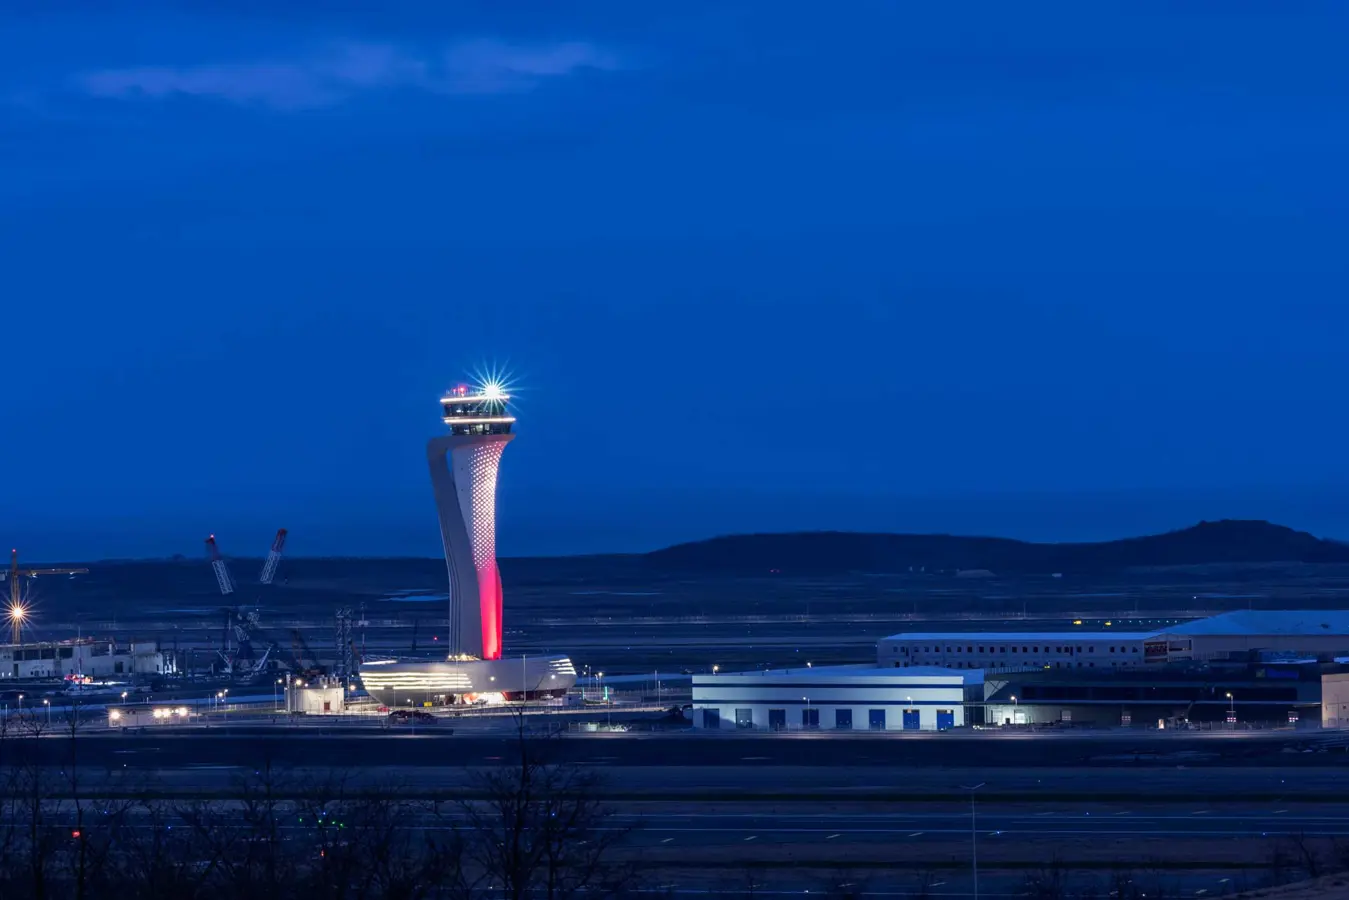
[6,729,1343,771]
[616,805,1349,845]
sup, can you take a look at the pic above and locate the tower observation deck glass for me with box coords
[440,387,515,437]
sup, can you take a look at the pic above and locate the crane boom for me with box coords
[259,528,288,585]
[6,549,88,644]
[205,535,235,596]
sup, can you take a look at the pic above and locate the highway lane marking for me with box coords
[826,834,841,840]
[661,838,674,844]
[744,835,757,842]
[623,827,1349,837]
[740,756,772,761]
[1192,810,1210,815]
[910,832,925,837]
[1274,810,1289,814]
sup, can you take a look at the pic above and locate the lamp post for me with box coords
[959,782,986,900]
[597,672,608,726]
[1011,695,1018,725]
[43,698,50,726]
[275,678,283,711]
[803,696,812,730]
[1226,692,1235,727]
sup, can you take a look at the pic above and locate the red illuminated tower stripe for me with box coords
[427,382,515,661]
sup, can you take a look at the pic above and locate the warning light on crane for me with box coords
[205,536,235,596]
[4,550,87,644]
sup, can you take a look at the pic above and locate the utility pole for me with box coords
[960,782,986,900]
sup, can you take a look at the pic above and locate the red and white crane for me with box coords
[205,535,235,596]
[260,528,288,585]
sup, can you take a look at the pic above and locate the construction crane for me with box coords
[4,549,88,644]
[259,528,288,585]
[205,535,235,596]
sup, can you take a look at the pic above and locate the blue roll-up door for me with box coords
[937,709,955,731]
[902,708,921,730]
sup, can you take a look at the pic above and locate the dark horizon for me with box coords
[17,500,1349,564]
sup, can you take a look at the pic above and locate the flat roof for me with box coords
[696,664,980,683]
[1163,610,1349,637]
[882,631,1156,643]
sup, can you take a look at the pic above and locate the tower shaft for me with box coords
[428,432,514,660]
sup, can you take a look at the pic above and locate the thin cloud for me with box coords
[74,39,623,111]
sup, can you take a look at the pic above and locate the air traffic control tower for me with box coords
[360,381,575,707]
[427,382,514,661]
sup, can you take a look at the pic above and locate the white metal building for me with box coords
[879,611,1349,674]
[690,665,978,731]
[0,639,174,679]
[1323,672,1349,728]
[286,676,346,715]
[1148,611,1349,664]
[878,631,1152,672]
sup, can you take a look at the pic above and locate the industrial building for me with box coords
[878,630,1152,671]
[0,638,174,679]
[879,610,1349,672]
[1322,672,1349,728]
[285,676,347,715]
[692,611,1349,732]
[982,663,1322,728]
[690,665,979,731]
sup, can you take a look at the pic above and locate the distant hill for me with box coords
[641,520,1349,575]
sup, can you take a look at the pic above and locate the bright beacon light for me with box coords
[8,603,26,624]
[480,381,506,401]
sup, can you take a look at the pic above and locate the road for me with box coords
[5,729,1344,771]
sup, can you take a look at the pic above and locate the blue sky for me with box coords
[2,2,1347,559]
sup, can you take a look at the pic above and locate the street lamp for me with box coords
[1226,692,1235,725]
[959,782,986,900]
[43,698,50,725]
[275,678,283,711]
[711,665,719,675]
[803,696,812,730]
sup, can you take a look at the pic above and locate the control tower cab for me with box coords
[440,384,515,437]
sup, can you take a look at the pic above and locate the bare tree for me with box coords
[454,714,636,900]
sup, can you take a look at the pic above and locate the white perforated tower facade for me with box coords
[427,384,515,661]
